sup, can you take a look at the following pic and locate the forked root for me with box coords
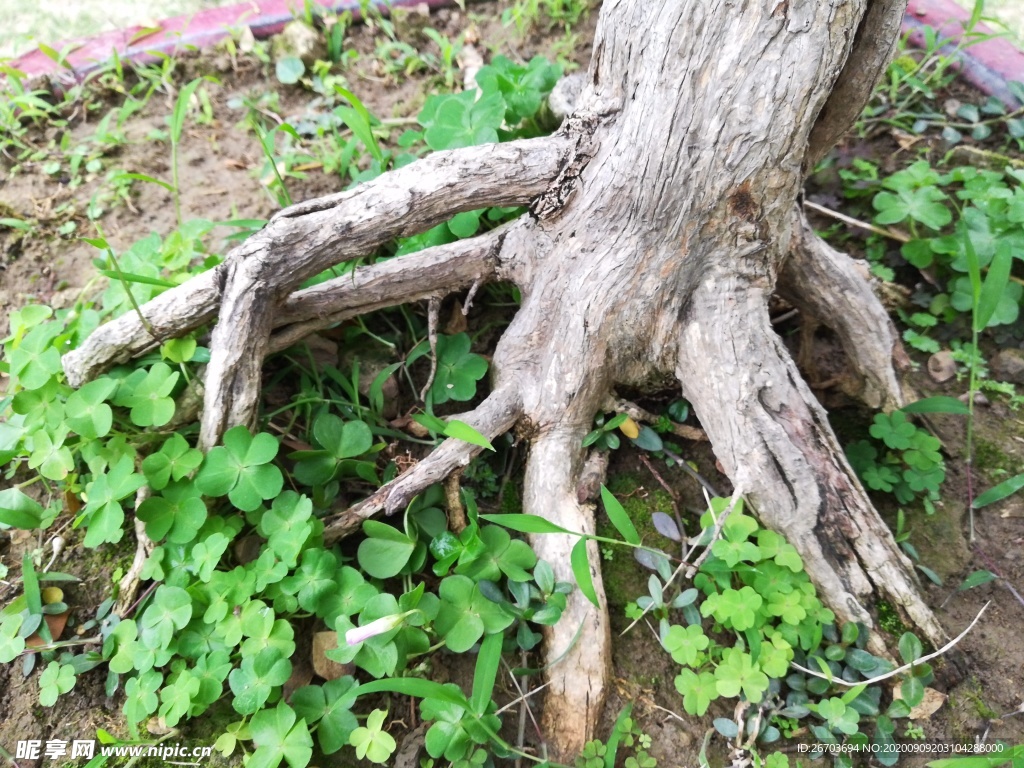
[677,276,948,652]
[62,137,570,390]
[322,386,523,544]
[778,207,907,410]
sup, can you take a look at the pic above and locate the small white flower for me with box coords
[345,611,413,646]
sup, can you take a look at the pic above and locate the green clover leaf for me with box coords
[258,492,314,567]
[428,333,489,405]
[318,566,378,623]
[292,414,374,486]
[229,647,292,715]
[124,669,163,724]
[357,521,417,579]
[189,651,232,715]
[700,586,763,631]
[0,615,26,663]
[435,575,514,653]
[873,186,951,230]
[142,433,203,490]
[159,669,200,726]
[81,454,145,547]
[8,322,63,390]
[454,525,537,583]
[28,429,75,481]
[714,648,770,702]
[39,661,76,706]
[475,55,562,124]
[114,362,179,427]
[758,633,794,678]
[816,697,861,736]
[662,623,710,667]
[282,548,339,613]
[869,412,918,450]
[674,669,718,716]
[291,677,359,755]
[137,481,207,544]
[350,709,397,764]
[419,91,505,151]
[766,588,808,625]
[65,377,117,439]
[250,702,314,768]
[195,426,283,512]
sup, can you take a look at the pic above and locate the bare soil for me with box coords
[1,3,1023,766]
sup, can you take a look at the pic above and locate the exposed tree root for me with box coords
[322,386,523,544]
[677,271,948,652]
[61,0,956,757]
[778,209,908,410]
[62,139,571,389]
[522,428,611,758]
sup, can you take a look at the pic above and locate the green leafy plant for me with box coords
[846,409,947,512]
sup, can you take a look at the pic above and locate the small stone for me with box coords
[271,21,327,67]
[991,348,1024,384]
[958,391,989,406]
[391,3,432,42]
[927,350,956,383]
[312,631,352,681]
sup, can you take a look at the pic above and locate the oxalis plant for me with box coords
[7,0,1012,760]
[0,50,594,768]
[602,491,982,768]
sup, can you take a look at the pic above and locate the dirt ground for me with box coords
[1,2,1024,767]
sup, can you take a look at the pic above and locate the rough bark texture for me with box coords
[64,0,946,759]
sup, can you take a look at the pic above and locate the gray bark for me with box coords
[63,0,944,758]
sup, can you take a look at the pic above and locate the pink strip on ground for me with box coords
[6,0,1024,107]
[905,0,1024,106]
[4,0,448,83]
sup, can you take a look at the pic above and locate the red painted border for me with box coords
[906,0,1024,106]
[5,0,1024,107]
[3,0,447,83]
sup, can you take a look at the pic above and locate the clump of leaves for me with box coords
[846,410,945,512]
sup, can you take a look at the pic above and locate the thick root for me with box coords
[778,208,908,410]
[62,138,571,389]
[522,428,611,762]
[677,276,947,651]
[268,224,515,353]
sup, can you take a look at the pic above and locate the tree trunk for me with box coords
[65,0,948,759]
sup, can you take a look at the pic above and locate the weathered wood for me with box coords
[778,208,908,410]
[62,139,571,388]
[65,0,945,757]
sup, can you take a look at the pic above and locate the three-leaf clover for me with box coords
[291,678,359,754]
[250,702,314,768]
[816,697,861,736]
[662,624,710,667]
[229,648,292,715]
[291,414,374,487]
[714,648,770,702]
[435,575,514,652]
[195,426,284,512]
[137,481,207,543]
[349,709,397,764]
[65,378,117,439]
[81,454,146,547]
[418,91,505,150]
[701,586,763,631]
[674,669,718,716]
[428,333,488,405]
[142,433,203,490]
[39,662,76,706]
[114,362,180,427]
